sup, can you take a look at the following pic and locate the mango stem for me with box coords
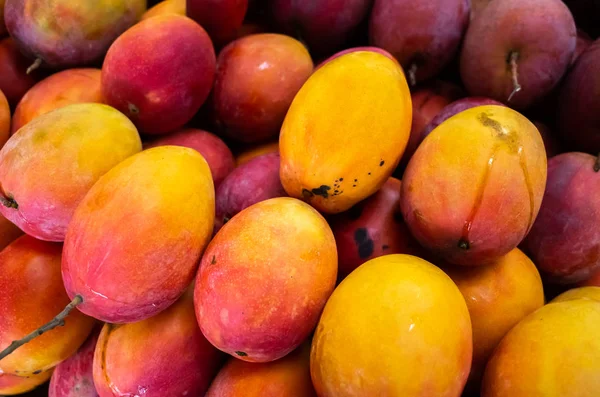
[26,58,42,75]
[0,295,83,361]
[507,51,522,103]
[408,63,417,87]
[594,154,600,172]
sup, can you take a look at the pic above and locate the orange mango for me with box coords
[11,68,104,133]
[0,235,95,376]
[0,103,141,241]
[311,254,472,397]
[206,343,316,397]
[482,300,600,396]
[195,197,337,362]
[62,146,214,323]
[442,248,545,393]
[401,105,547,266]
[279,50,412,214]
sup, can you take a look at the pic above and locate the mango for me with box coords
[401,105,547,266]
[311,254,472,396]
[329,177,427,280]
[0,103,142,241]
[4,0,146,69]
[481,300,600,396]
[206,343,316,397]
[0,371,52,396]
[62,146,215,323]
[442,248,545,394]
[0,235,95,376]
[212,33,314,143]
[523,152,600,283]
[551,286,600,303]
[102,15,216,134]
[93,289,224,397]
[141,0,185,20]
[12,69,104,133]
[280,51,412,214]
[48,328,100,397]
[195,197,337,362]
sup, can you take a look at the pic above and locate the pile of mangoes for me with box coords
[0,0,599,396]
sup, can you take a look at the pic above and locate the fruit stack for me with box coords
[0,0,599,396]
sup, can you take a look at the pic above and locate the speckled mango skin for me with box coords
[401,105,547,266]
[310,254,472,397]
[206,343,316,397]
[62,146,215,324]
[93,289,224,397]
[195,197,337,363]
[279,51,412,214]
[0,371,53,395]
[4,0,146,69]
[12,68,104,134]
[0,103,142,242]
[0,235,95,376]
[481,300,600,397]
[442,248,545,394]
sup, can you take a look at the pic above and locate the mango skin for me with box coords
[441,248,545,394]
[93,289,224,397]
[0,371,52,396]
[102,15,216,134]
[0,103,142,242]
[310,254,472,397]
[329,177,427,281]
[401,105,547,266]
[12,69,104,134]
[206,343,316,397]
[481,300,600,397]
[551,286,600,303]
[0,235,95,376]
[4,0,146,69]
[62,146,215,323]
[48,328,100,397]
[195,197,337,363]
[280,51,412,214]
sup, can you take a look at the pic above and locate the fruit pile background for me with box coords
[0,0,599,396]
